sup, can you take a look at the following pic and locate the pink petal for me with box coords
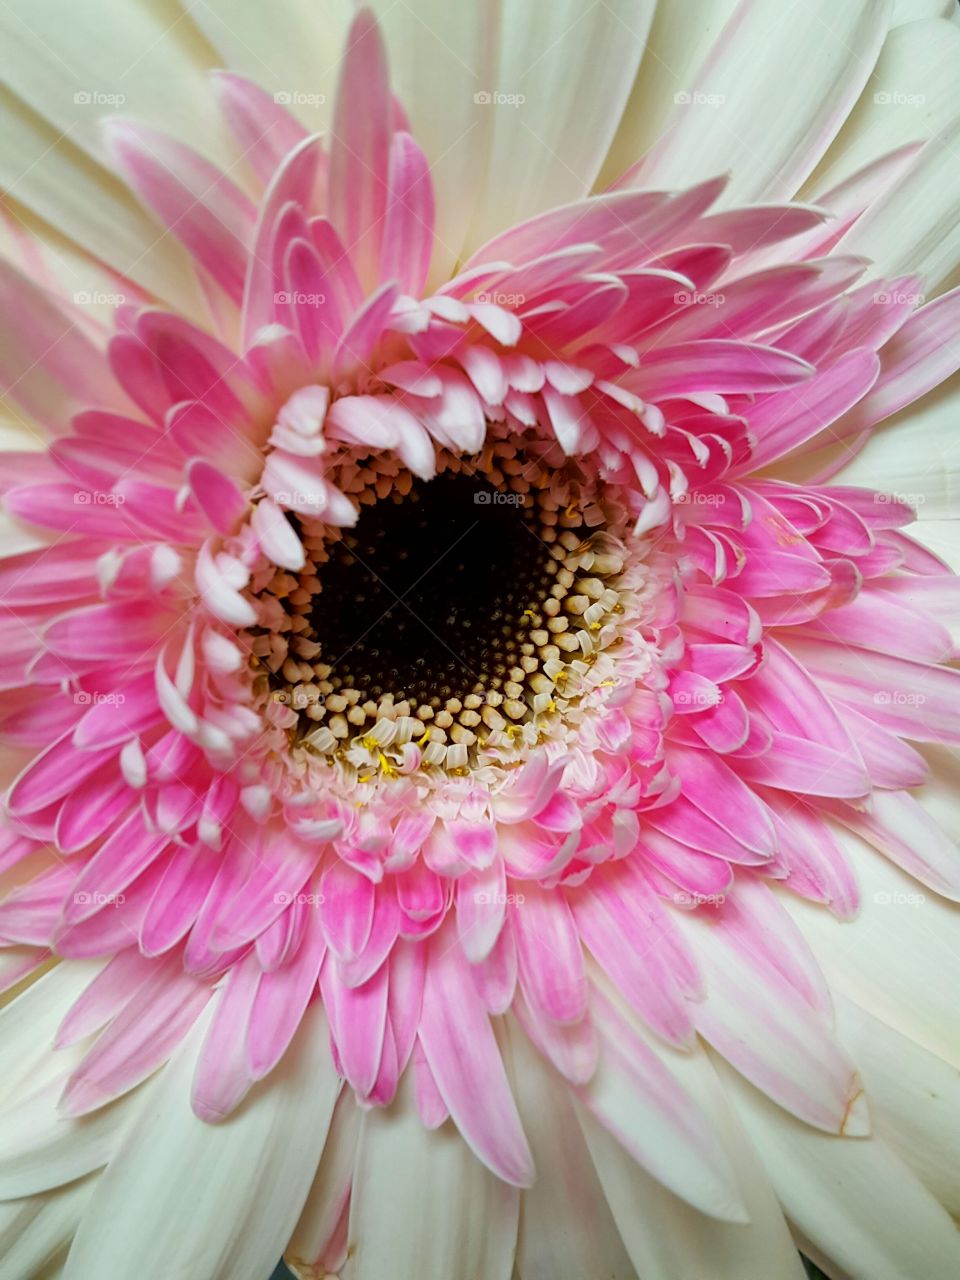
[418,927,534,1187]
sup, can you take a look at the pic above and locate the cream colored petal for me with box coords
[348,1070,520,1280]
[627,0,890,204]
[577,1045,807,1280]
[0,88,204,315]
[834,373,960,519]
[185,0,351,133]
[835,994,960,1216]
[463,0,654,251]
[778,837,960,1069]
[718,1055,960,1280]
[597,0,740,189]
[836,117,960,294]
[370,0,499,282]
[803,19,960,199]
[0,0,230,168]
[63,1002,340,1280]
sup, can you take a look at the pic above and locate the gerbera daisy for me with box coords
[1,2,960,1278]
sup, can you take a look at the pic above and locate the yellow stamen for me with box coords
[378,752,397,778]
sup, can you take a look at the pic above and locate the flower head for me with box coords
[2,4,960,1279]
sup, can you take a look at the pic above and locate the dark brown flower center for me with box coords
[249,439,629,773]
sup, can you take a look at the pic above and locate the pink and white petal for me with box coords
[838,118,960,292]
[718,1056,960,1280]
[581,984,747,1222]
[464,0,654,250]
[105,122,256,305]
[212,72,310,187]
[803,18,960,199]
[59,959,211,1117]
[679,905,868,1136]
[778,838,960,1069]
[62,1001,340,1280]
[418,927,534,1187]
[327,10,392,290]
[247,906,327,1081]
[348,1069,520,1280]
[191,953,262,1123]
[629,0,888,204]
[505,1021,637,1280]
[577,1047,807,1280]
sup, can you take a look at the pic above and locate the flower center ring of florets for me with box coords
[244,421,659,783]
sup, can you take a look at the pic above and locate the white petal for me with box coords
[347,1069,519,1280]
[0,1079,144,1199]
[0,0,231,169]
[837,118,960,292]
[835,994,960,1216]
[630,0,889,203]
[577,1048,807,1280]
[905,519,960,572]
[834,376,960,519]
[803,18,960,197]
[598,0,740,188]
[890,0,955,23]
[63,1002,339,1280]
[186,0,348,133]
[0,1174,95,1280]
[371,0,499,282]
[286,1092,358,1276]
[464,0,654,251]
[0,90,203,314]
[505,1022,636,1280]
[0,963,102,1107]
[778,836,960,1069]
[717,1056,960,1280]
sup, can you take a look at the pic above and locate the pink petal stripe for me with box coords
[213,72,309,186]
[61,957,211,1116]
[418,927,534,1187]
[380,132,435,296]
[106,121,256,304]
[328,10,392,289]
[248,906,326,1079]
[191,952,261,1122]
[512,883,588,1026]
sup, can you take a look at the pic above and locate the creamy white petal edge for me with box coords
[0,2,960,1279]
